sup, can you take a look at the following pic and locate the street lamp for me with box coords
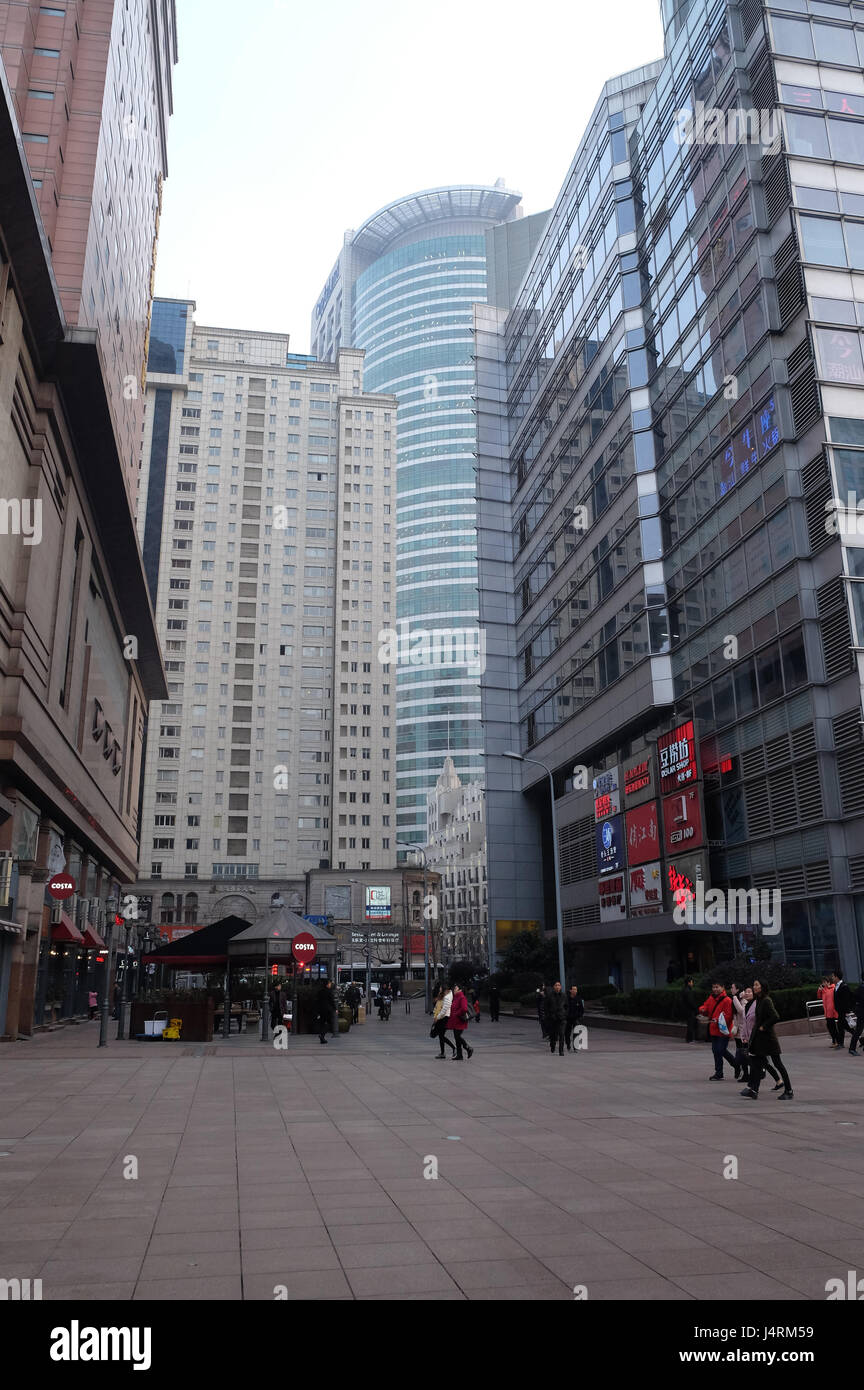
[499,751,567,990]
[398,842,430,1014]
[349,878,371,1007]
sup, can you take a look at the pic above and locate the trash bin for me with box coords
[357,1005,366,1024]
[144,1011,168,1036]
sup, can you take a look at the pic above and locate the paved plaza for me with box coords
[0,1010,863,1301]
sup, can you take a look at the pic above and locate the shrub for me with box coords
[512,971,544,994]
[698,953,820,994]
[520,992,541,1008]
[499,987,521,1002]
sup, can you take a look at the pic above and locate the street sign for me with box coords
[291,932,317,965]
[47,874,76,901]
[303,915,328,926]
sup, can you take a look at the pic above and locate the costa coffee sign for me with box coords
[291,932,317,964]
[658,719,697,795]
[48,874,76,901]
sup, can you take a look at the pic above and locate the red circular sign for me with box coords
[291,932,317,964]
[48,874,76,901]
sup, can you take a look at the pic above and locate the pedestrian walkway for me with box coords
[0,1011,863,1300]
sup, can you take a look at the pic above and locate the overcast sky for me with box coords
[154,0,665,352]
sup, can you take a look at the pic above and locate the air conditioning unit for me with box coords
[76,897,89,928]
[49,901,63,925]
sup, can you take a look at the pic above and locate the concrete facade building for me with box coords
[0,67,166,1037]
[425,756,487,965]
[0,0,178,503]
[132,301,398,931]
[478,0,864,989]
[311,186,530,850]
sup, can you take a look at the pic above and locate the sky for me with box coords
[154,0,665,353]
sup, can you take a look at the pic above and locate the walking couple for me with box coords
[431,982,474,1061]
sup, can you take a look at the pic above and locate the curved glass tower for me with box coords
[313,186,523,844]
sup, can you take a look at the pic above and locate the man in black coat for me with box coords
[317,980,335,1044]
[345,983,360,1024]
[834,974,855,1049]
[848,980,864,1057]
[681,977,700,1043]
[565,985,584,1051]
[488,984,500,1023]
[545,982,567,1056]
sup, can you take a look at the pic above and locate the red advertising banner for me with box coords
[624,802,660,866]
[658,719,698,794]
[662,787,704,856]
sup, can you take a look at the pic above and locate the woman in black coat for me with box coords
[741,981,793,1100]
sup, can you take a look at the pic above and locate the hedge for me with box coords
[602,984,832,1023]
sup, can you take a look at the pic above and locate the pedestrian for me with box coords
[834,973,855,1051]
[681,976,699,1043]
[666,959,679,984]
[565,985,584,1051]
[740,980,793,1100]
[448,981,474,1061]
[488,983,500,1022]
[847,979,864,1057]
[431,983,456,1059]
[88,989,98,1020]
[818,976,840,1048]
[698,981,741,1081]
[270,982,285,1031]
[346,982,360,1024]
[536,984,547,1039]
[732,984,784,1091]
[545,981,566,1056]
[473,995,481,1023]
[316,980,335,1045]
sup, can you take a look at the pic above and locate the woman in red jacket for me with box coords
[448,983,474,1062]
[699,982,741,1081]
[818,976,840,1047]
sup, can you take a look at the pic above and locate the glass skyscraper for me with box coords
[312,186,525,845]
[477,0,864,986]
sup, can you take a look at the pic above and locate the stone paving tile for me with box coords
[43,1283,138,1301]
[133,1276,242,1300]
[3,1014,862,1301]
[41,1256,145,1285]
[244,1271,355,1300]
[344,1262,461,1297]
[241,1246,341,1276]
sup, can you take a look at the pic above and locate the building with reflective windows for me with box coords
[311,185,534,851]
[477,0,864,989]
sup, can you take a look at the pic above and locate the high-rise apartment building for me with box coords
[311,185,533,849]
[478,0,864,988]
[132,301,397,924]
[0,0,178,502]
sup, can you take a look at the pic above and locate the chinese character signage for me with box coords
[593,765,620,821]
[628,862,663,916]
[625,802,660,866]
[666,852,707,920]
[595,815,624,874]
[662,787,704,856]
[365,886,391,920]
[623,755,653,803]
[598,873,626,922]
[658,719,698,794]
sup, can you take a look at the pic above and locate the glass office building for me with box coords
[312,187,524,845]
[477,0,864,986]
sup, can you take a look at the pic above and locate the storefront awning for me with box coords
[81,924,106,948]
[0,918,22,936]
[52,914,84,944]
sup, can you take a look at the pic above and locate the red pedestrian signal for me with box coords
[271,964,278,976]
